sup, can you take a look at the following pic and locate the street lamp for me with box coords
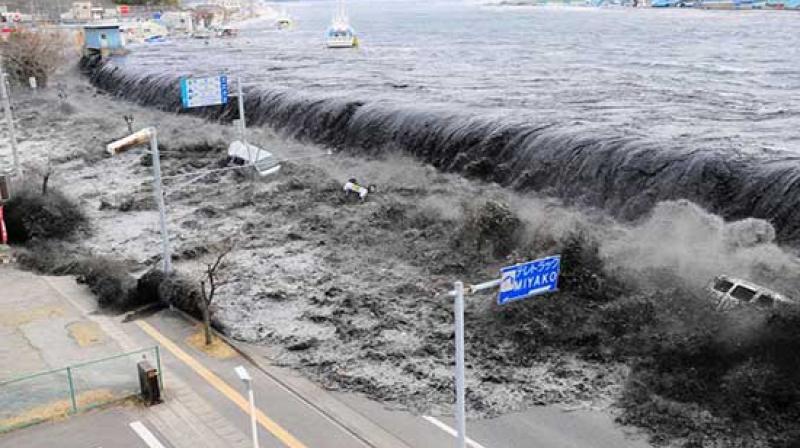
[235,365,259,448]
[107,127,172,274]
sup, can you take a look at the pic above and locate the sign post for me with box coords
[447,255,561,448]
[236,76,247,145]
[180,75,229,109]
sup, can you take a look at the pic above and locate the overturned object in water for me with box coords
[707,275,796,311]
[227,140,281,177]
[107,128,152,155]
[343,178,375,201]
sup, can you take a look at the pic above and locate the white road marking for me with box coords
[422,415,490,448]
[129,421,167,448]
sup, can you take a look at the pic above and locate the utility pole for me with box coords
[148,128,172,274]
[0,62,20,178]
[453,281,466,448]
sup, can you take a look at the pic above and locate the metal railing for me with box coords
[0,346,161,433]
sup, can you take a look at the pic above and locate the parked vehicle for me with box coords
[706,275,795,311]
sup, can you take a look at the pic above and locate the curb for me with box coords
[165,307,412,448]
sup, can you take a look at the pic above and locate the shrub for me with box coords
[75,257,138,310]
[0,29,67,87]
[136,268,166,305]
[14,240,81,273]
[455,200,521,259]
[4,186,86,243]
[158,272,202,316]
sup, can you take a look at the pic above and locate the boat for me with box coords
[275,8,293,30]
[326,0,358,49]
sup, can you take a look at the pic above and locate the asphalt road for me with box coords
[0,408,173,448]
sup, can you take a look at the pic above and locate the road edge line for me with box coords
[135,320,308,448]
[422,415,490,448]
[164,307,411,448]
[130,420,168,448]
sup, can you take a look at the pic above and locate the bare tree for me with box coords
[199,241,235,346]
[0,29,67,87]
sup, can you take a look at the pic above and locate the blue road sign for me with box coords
[498,255,561,305]
[180,75,229,109]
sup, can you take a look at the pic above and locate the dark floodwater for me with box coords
[119,0,800,154]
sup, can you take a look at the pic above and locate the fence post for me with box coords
[154,346,163,391]
[66,367,78,413]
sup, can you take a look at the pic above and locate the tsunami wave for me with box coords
[81,55,800,244]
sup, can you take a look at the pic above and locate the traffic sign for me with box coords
[180,75,229,109]
[498,255,560,305]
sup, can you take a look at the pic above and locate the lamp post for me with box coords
[106,127,172,274]
[235,365,259,448]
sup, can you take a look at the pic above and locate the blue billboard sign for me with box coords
[498,255,561,305]
[180,75,229,109]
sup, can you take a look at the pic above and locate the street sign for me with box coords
[180,75,229,109]
[498,255,560,305]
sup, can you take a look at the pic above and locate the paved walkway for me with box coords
[0,266,250,448]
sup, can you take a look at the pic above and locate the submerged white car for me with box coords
[707,275,795,311]
[227,141,281,177]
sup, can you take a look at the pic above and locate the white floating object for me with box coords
[227,140,281,177]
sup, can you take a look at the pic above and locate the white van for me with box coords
[706,275,795,311]
[227,141,281,177]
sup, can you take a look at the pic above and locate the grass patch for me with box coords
[66,321,105,347]
[186,328,236,359]
[0,389,118,433]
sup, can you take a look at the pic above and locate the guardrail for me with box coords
[0,346,161,432]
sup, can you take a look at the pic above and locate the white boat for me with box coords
[275,8,293,30]
[326,0,358,48]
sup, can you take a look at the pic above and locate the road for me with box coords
[0,408,173,448]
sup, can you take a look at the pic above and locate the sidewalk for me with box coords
[0,266,250,448]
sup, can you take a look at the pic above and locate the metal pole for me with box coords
[148,129,172,274]
[154,345,163,391]
[454,281,466,448]
[0,68,20,177]
[66,366,78,413]
[237,76,247,145]
[248,384,260,448]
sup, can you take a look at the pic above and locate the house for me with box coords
[71,2,92,21]
[83,24,125,56]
